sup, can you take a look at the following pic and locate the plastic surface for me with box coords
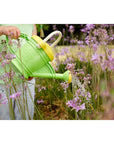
[31,35,54,61]
[5,32,72,83]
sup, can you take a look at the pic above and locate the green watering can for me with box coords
[5,31,72,83]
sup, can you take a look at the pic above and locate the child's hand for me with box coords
[0,26,20,39]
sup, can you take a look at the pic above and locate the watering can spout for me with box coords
[62,70,72,83]
[32,70,72,83]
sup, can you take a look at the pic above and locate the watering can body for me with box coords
[6,31,72,83]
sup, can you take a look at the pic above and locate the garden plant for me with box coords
[0,24,114,120]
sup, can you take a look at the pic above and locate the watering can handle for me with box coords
[6,31,62,45]
[20,33,30,40]
[6,33,31,44]
[6,32,29,40]
[5,31,62,51]
[43,31,62,48]
[5,33,30,54]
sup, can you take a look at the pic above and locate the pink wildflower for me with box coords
[0,93,8,105]
[60,82,69,93]
[37,99,44,104]
[69,25,75,33]
[65,63,76,74]
[1,59,10,67]
[9,92,22,99]
[91,53,99,64]
[66,98,86,112]
[38,86,46,92]
[5,52,16,60]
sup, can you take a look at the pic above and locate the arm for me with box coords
[0,26,20,39]
[32,24,37,35]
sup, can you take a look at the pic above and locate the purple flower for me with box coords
[93,44,98,51]
[5,84,12,89]
[63,28,65,34]
[79,57,88,62]
[75,89,81,96]
[70,39,77,44]
[60,82,69,93]
[84,77,91,85]
[1,59,10,67]
[108,37,113,41]
[0,93,8,105]
[77,40,83,45]
[60,47,70,55]
[0,98,8,105]
[81,24,95,33]
[63,58,74,65]
[91,53,99,64]
[95,94,97,100]
[3,71,16,79]
[79,103,86,111]
[101,56,114,71]
[106,48,113,56]
[86,24,95,31]
[101,24,109,28]
[53,25,56,30]
[77,52,88,62]
[0,93,3,99]
[69,25,75,33]
[93,29,98,36]
[81,29,86,33]
[42,87,46,90]
[54,67,59,71]
[38,86,46,92]
[66,100,73,107]
[86,92,91,100]
[65,63,76,73]
[101,61,107,71]
[9,92,22,99]
[66,98,86,112]
[5,52,16,60]
[37,99,44,104]
[64,38,67,41]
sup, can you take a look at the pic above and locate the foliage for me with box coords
[36,24,50,33]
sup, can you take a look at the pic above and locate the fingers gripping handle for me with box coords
[6,31,62,52]
[5,33,30,53]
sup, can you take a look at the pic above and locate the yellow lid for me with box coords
[31,35,54,61]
